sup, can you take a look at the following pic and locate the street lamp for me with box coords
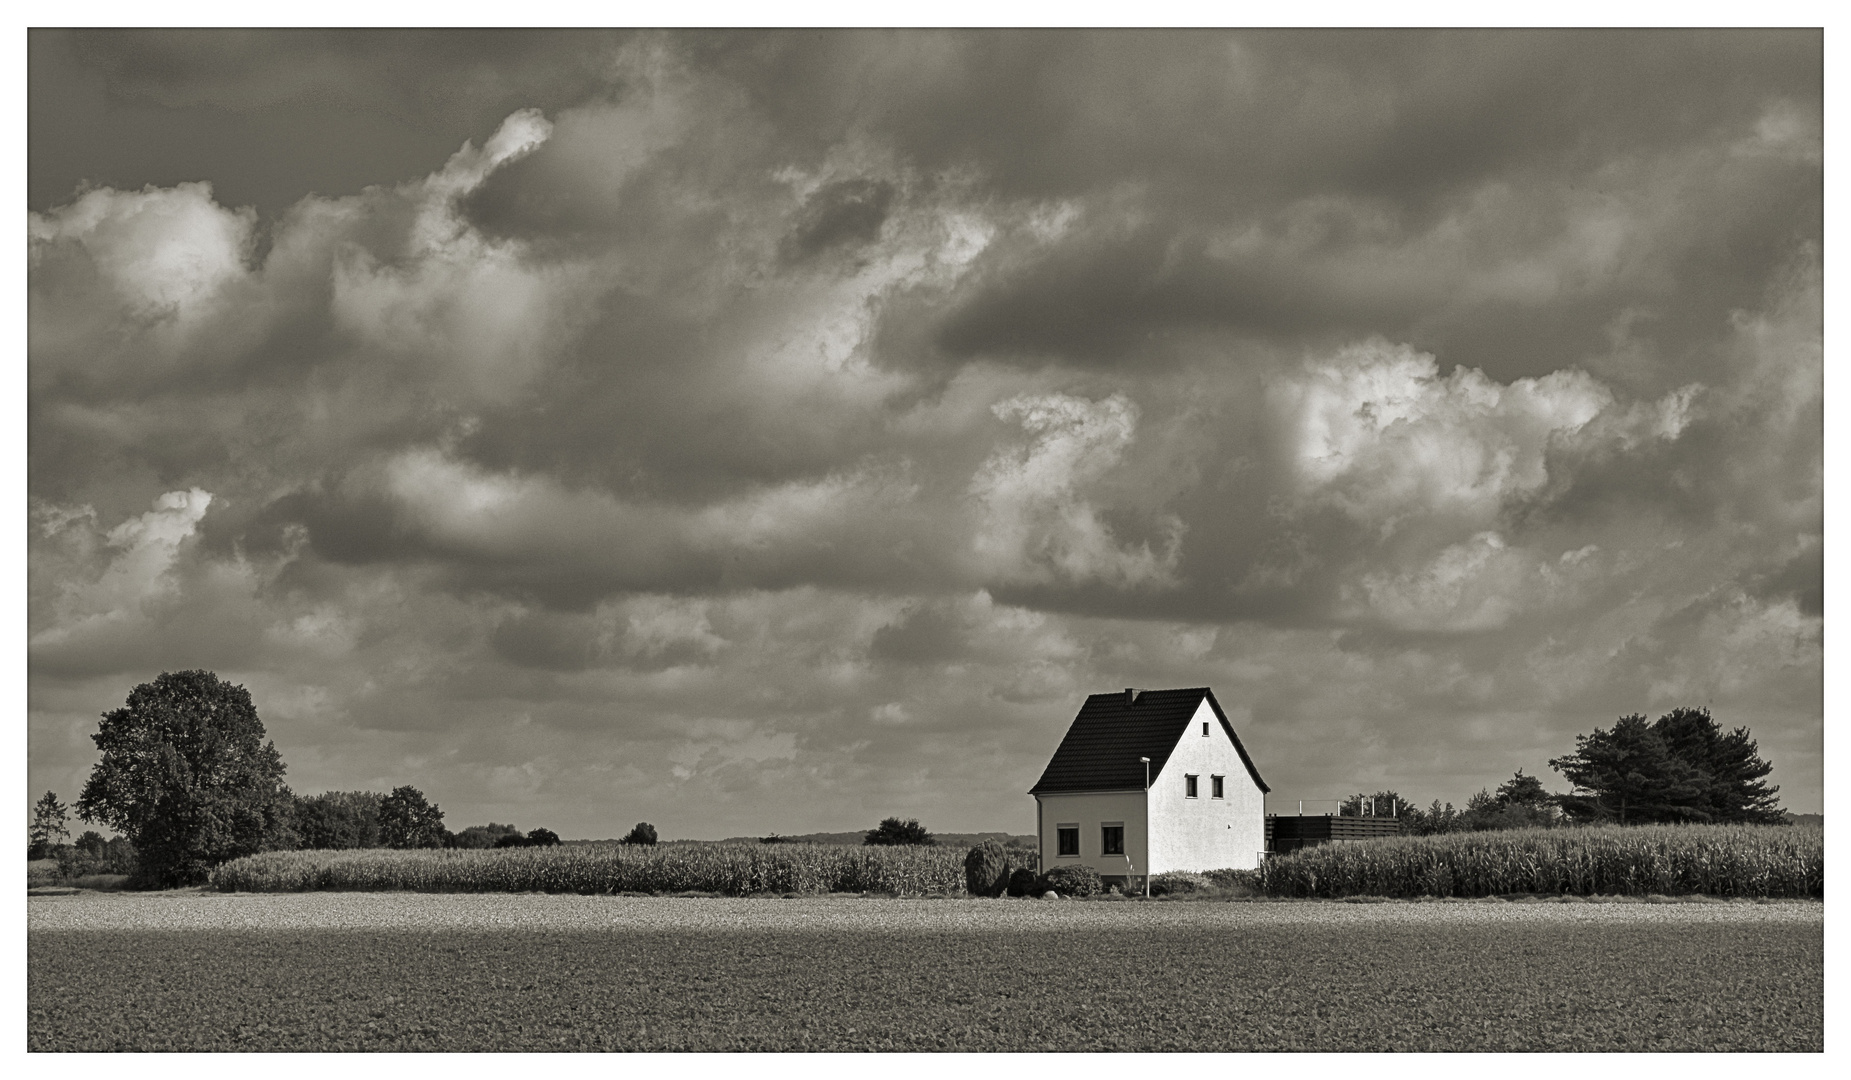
[1140,756,1151,898]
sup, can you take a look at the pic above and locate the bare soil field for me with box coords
[29,892,1822,1051]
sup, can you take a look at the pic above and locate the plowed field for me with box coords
[28,893,1822,1051]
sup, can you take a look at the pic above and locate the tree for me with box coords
[30,791,70,858]
[1494,769,1554,809]
[376,786,447,848]
[451,822,522,849]
[1338,791,1416,818]
[295,791,384,850]
[1652,707,1784,823]
[76,671,296,887]
[620,822,658,846]
[864,817,934,846]
[1550,709,1781,824]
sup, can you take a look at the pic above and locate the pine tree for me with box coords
[1550,710,1781,824]
[29,791,70,858]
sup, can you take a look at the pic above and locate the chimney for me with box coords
[1126,688,1142,704]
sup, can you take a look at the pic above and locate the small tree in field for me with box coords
[377,786,447,848]
[620,822,658,845]
[864,817,934,846]
[76,670,296,887]
[30,791,70,859]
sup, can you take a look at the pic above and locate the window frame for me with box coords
[1100,822,1125,856]
[1056,824,1081,857]
[1211,774,1225,799]
[1185,773,1199,798]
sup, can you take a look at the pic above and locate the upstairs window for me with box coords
[1212,775,1225,799]
[1202,721,1209,737]
[1057,825,1080,856]
[1101,824,1125,856]
[1185,774,1199,798]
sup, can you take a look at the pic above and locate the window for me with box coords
[1057,825,1080,857]
[1185,774,1199,798]
[1212,775,1225,799]
[1202,721,1209,737]
[1101,823,1125,856]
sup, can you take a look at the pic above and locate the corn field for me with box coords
[1257,823,1823,899]
[211,842,969,896]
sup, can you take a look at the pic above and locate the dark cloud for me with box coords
[28,30,1822,836]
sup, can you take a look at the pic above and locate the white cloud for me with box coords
[1271,339,1696,530]
[36,489,213,632]
[30,182,254,321]
[968,392,1181,587]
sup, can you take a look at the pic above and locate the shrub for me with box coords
[1039,864,1103,897]
[963,840,1013,897]
[1007,867,1039,897]
[1149,871,1212,897]
[56,835,138,881]
[621,822,659,846]
[1202,868,1259,894]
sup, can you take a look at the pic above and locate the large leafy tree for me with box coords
[377,786,448,848]
[76,671,296,886]
[863,817,934,846]
[1550,709,1781,824]
[29,791,70,858]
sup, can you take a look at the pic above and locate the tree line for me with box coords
[1337,706,1786,834]
[32,670,596,888]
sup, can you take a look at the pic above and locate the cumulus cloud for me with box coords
[969,393,1182,587]
[1270,339,1699,531]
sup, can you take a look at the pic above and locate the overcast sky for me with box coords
[28,29,1822,838]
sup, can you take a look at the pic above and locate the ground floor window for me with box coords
[1057,825,1080,856]
[1101,823,1125,855]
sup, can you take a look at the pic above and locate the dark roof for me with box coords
[1028,687,1269,796]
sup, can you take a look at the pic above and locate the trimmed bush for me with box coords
[1039,864,1103,897]
[1007,867,1038,897]
[964,840,1013,897]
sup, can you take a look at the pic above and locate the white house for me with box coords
[1029,687,1269,882]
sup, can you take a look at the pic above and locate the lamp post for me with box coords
[1140,756,1151,897]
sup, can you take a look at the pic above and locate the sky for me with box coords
[27,29,1823,839]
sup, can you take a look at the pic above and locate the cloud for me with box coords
[27,32,1822,832]
[1269,339,1698,532]
[969,393,1182,588]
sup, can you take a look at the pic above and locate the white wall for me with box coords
[1147,698,1266,871]
[1034,790,1147,879]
